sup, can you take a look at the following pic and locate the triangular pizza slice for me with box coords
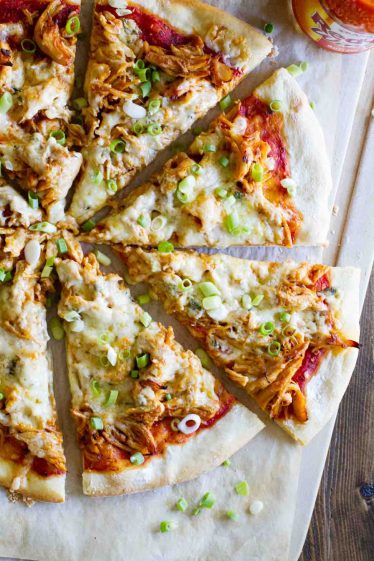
[55,253,263,496]
[85,68,332,247]
[0,232,66,502]
[119,249,360,445]
[68,0,271,223]
[0,0,82,222]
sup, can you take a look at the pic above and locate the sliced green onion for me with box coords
[241,294,252,310]
[148,98,161,115]
[65,15,80,36]
[199,492,215,509]
[29,221,56,233]
[219,94,232,111]
[192,507,201,516]
[219,155,230,168]
[28,191,39,210]
[46,256,55,267]
[178,278,192,292]
[235,480,249,496]
[0,269,6,282]
[160,520,175,533]
[310,101,316,110]
[140,81,152,97]
[279,311,291,323]
[151,215,166,231]
[134,59,145,70]
[223,194,236,210]
[91,170,103,184]
[110,138,126,154]
[176,174,196,203]
[2,270,12,283]
[251,163,264,182]
[41,264,53,278]
[202,295,222,311]
[0,392,4,401]
[94,249,111,266]
[56,238,68,254]
[165,392,172,401]
[190,163,202,175]
[21,38,36,53]
[259,321,275,336]
[136,67,151,82]
[49,317,64,340]
[49,129,66,145]
[225,209,241,235]
[269,99,283,112]
[100,355,110,368]
[287,63,303,77]
[81,219,96,232]
[222,459,231,467]
[215,187,228,199]
[136,353,150,368]
[98,332,111,345]
[130,369,139,379]
[252,294,264,307]
[118,349,131,361]
[90,416,103,431]
[0,92,13,114]
[73,97,87,110]
[137,293,151,305]
[91,379,101,397]
[195,348,211,369]
[140,311,152,327]
[137,214,150,228]
[106,179,118,194]
[267,340,281,357]
[105,389,119,406]
[300,61,309,72]
[176,497,188,512]
[151,69,160,82]
[198,281,220,297]
[203,143,216,153]
[264,22,274,33]
[132,121,145,135]
[226,510,240,521]
[147,123,162,136]
[130,452,144,465]
[158,241,174,253]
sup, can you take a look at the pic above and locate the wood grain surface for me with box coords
[300,270,374,561]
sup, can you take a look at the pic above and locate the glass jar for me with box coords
[292,0,374,53]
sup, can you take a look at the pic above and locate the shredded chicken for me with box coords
[34,0,77,66]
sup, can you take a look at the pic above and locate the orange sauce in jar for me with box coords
[292,0,374,53]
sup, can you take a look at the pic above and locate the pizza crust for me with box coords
[0,456,65,503]
[83,402,263,496]
[254,68,333,245]
[277,267,360,444]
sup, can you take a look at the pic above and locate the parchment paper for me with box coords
[0,0,347,560]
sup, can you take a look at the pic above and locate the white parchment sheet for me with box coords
[0,1,348,560]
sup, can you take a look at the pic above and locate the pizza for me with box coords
[68,0,271,223]
[84,68,332,248]
[119,248,360,444]
[0,234,66,502]
[0,0,83,222]
[55,252,263,496]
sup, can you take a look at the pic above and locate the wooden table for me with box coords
[300,270,374,560]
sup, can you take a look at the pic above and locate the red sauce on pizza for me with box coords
[127,6,191,48]
[292,346,326,392]
[32,457,66,478]
[0,1,78,25]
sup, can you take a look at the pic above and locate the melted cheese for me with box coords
[0,186,42,228]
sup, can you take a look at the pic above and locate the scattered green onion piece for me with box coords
[202,295,222,311]
[140,80,152,97]
[279,311,291,323]
[98,332,111,345]
[91,379,101,397]
[195,348,211,369]
[151,70,160,82]
[226,510,240,521]
[178,278,192,292]
[65,15,81,36]
[41,264,53,278]
[269,99,283,112]
[137,293,151,305]
[110,138,126,154]
[235,480,249,496]
[287,63,303,77]
[198,282,220,297]
[0,393,4,401]
[46,256,55,267]
[158,241,174,253]
[190,163,202,175]
[267,340,281,357]
[148,98,161,115]
[2,270,12,283]
[29,221,56,233]
[219,155,230,168]
[0,269,6,282]
[137,214,150,228]
[94,249,111,266]
[136,353,150,369]
[192,507,201,516]
[310,101,316,110]
[118,349,131,361]
[151,215,166,231]
[49,129,66,145]
[252,294,264,307]
[100,355,110,368]
[105,389,119,406]
[132,121,145,135]
[215,187,228,199]
[251,162,264,182]
[0,92,13,114]
[219,94,232,111]
[192,126,202,136]
[264,22,274,33]
[134,59,145,70]
[106,179,118,194]
[91,170,103,184]
[147,123,162,136]
[223,194,236,210]
[56,238,68,254]
[73,97,87,110]
[225,209,241,235]
[140,311,152,327]
[300,61,309,72]
[130,452,144,465]
[199,492,215,509]
[130,369,139,379]
[160,520,174,533]
[222,459,231,467]
[21,38,36,53]
[81,219,96,232]
[165,393,172,401]
[136,67,151,82]
[49,317,64,340]
[90,416,103,431]
[28,191,39,210]
[259,321,275,336]
[176,497,188,512]
[241,294,252,310]
[203,143,216,153]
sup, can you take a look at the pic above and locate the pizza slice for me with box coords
[0,0,83,222]
[0,236,66,502]
[68,0,272,223]
[85,68,332,247]
[119,249,360,445]
[55,253,263,496]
